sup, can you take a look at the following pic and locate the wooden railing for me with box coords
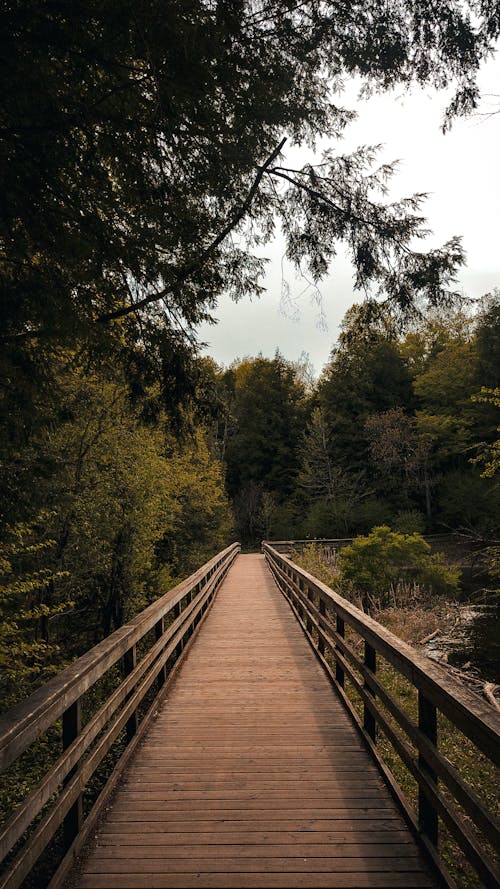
[263,533,465,555]
[263,543,500,889]
[0,543,240,889]
[262,537,354,553]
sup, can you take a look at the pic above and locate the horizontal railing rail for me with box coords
[262,533,472,555]
[0,542,240,889]
[261,537,354,553]
[263,543,500,889]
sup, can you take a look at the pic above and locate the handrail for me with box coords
[263,543,500,889]
[262,533,470,554]
[0,542,240,889]
[262,537,354,552]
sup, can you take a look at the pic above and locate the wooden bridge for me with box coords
[0,545,499,889]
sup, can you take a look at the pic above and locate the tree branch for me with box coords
[97,137,287,323]
[268,166,418,258]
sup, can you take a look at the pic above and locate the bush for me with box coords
[393,510,426,535]
[291,543,340,589]
[338,525,460,609]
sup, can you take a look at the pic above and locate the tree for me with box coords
[365,408,433,516]
[224,354,307,498]
[0,520,70,710]
[2,0,496,362]
[0,353,233,642]
[298,407,374,536]
[298,408,338,502]
[472,388,500,478]
[317,304,414,469]
[475,294,500,390]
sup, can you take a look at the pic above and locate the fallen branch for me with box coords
[418,628,442,644]
[446,664,482,686]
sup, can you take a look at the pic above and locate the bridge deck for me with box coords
[72,554,435,888]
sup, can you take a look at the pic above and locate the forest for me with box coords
[1,5,500,888]
[2,294,499,713]
[219,298,500,545]
[1,1,500,712]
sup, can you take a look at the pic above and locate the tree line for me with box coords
[214,296,500,546]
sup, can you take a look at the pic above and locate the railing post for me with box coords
[301,577,312,635]
[307,583,314,635]
[294,568,303,619]
[187,585,196,636]
[155,617,167,689]
[62,699,83,851]
[335,615,345,687]
[123,644,138,742]
[318,596,326,655]
[418,691,439,846]
[173,600,184,658]
[363,642,376,742]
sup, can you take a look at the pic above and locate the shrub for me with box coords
[338,525,460,610]
[393,510,426,535]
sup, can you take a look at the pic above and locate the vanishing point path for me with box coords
[72,554,435,889]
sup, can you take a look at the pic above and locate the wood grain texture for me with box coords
[70,555,435,889]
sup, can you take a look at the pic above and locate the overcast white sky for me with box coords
[198,54,500,376]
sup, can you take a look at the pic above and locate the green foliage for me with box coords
[222,354,308,542]
[292,543,340,590]
[338,526,460,607]
[2,0,491,365]
[317,310,414,471]
[222,298,500,548]
[154,429,233,576]
[302,497,355,539]
[471,387,500,478]
[393,510,426,535]
[0,521,70,711]
[437,470,500,536]
[0,352,233,664]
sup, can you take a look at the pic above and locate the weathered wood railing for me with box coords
[0,542,240,889]
[262,537,354,554]
[263,543,500,889]
[263,533,464,555]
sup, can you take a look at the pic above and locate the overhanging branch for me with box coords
[97,137,287,324]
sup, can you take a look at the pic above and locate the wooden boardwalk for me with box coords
[72,554,435,889]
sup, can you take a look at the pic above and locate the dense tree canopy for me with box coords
[221,297,500,543]
[2,0,499,365]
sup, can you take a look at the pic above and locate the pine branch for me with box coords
[97,138,287,324]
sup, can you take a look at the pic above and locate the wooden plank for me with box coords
[116,790,386,801]
[89,843,416,857]
[77,874,434,888]
[106,807,399,821]
[120,780,385,789]
[108,793,396,806]
[93,830,413,846]
[84,857,425,873]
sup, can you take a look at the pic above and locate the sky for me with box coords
[198,55,500,377]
